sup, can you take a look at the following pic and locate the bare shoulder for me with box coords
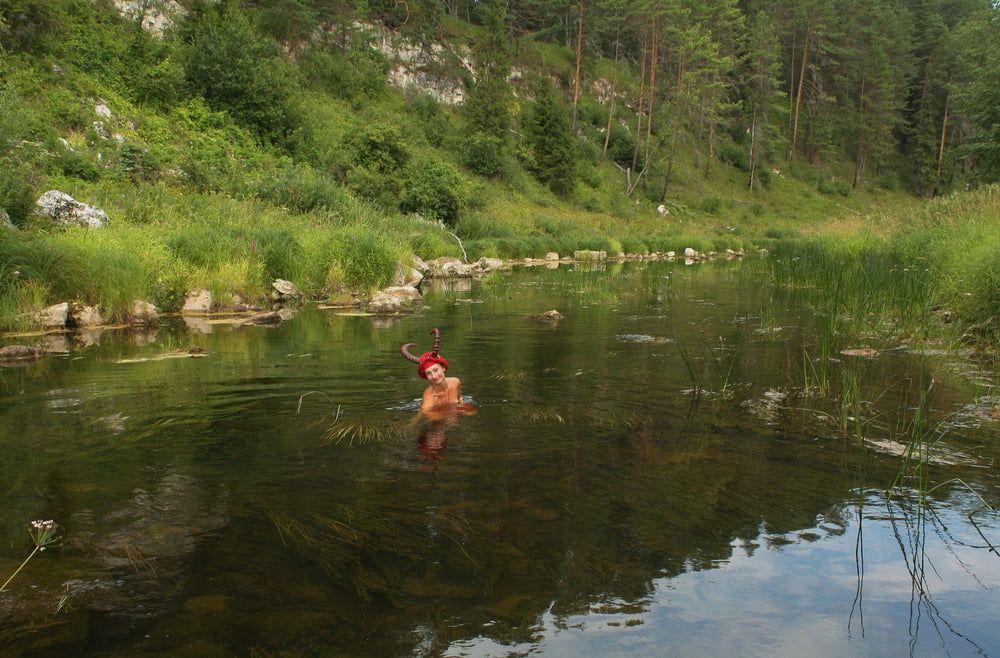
[446,376,462,386]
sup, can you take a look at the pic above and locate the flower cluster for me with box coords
[28,520,58,550]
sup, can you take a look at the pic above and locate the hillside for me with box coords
[0,0,994,328]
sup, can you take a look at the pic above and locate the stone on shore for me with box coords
[130,300,159,324]
[182,289,213,314]
[34,191,109,228]
[69,304,103,328]
[34,302,69,328]
[545,252,559,261]
[368,286,422,314]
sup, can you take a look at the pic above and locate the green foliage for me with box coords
[179,2,297,143]
[464,0,512,140]
[0,165,38,225]
[252,160,355,213]
[346,122,409,174]
[463,132,506,178]
[522,77,576,196]
[299,35,387,100]
[327,228,399,291]
[399,158,462,225]
[817,178,852,197]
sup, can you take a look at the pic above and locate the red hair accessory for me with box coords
[400,328,449,378]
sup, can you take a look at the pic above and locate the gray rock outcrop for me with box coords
[35,191,109,228]
[1,209,15,230]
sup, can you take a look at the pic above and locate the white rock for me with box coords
[272,279,302,298]
[1,209,14,230]
[34,302,69,328]
[684,247,697,258]
[657,204,670,217]
[70,304,103,327]
[95,101,113,118]
[131,300,159,323]
[34,191,109,228]
[410,254,430,275]
[182,289,213,314]
[381,285,422,302]
[545,252,560,261]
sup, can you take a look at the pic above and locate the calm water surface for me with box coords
[1,261,999,657]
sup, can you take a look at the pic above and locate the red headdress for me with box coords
[400,328,449,379]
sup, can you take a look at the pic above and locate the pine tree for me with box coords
[743,9,784,190]
[524,76,577,195]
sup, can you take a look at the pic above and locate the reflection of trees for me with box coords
[1,264,998,655]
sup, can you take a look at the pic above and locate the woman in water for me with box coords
[400,328,464,412]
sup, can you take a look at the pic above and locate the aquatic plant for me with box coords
[323,418,410,446]
[0,520,59,592]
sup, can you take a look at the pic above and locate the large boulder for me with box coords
[35,191,109,228]
[391,262,424,288]
[69,304,103,328]
[410,254,430,276]
[472,257,503,274]
[367,286,422,314]
[271,279,302,304]
[426,256,473,278]
[130,300,159,324]
[33,302,69,329]
[573,250,607,261]
[181,289,213,314]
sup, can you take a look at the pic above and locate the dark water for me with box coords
[1,261,999,657]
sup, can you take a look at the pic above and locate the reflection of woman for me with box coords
[418,413,457,457]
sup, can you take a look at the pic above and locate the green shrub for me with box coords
[254,160,354,213]
[399,158,462,226]
[0,164,37,225]
[463,132,505,178]
[179,3,297,143]
[697,196,724,214]
[817,177,852,197]
[718,140,749,172]
[408,93,450,147]
[346,121,409,173]
[346,165,401,206]
[299,37,387,100]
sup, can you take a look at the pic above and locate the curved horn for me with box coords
[400,343,421,363]
[431,328,441,357]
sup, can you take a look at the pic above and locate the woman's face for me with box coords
[424,363,446,384]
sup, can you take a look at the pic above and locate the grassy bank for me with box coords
[760,186,1000,348]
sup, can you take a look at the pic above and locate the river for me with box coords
[1,260,998,657]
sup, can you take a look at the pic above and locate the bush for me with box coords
[399,158,462,226]
[0,164,37,225]
[407,93,450,147]
[180,3,297,143]
[463,132,505,178]
[719,140,749,172]
[817,177,852,197]
[253,160,354,213]
[346,122,409,173]
[299,37,387,100]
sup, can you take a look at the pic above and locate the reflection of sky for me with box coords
[447,504,1000,658]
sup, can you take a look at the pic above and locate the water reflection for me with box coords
[0,262,998,656]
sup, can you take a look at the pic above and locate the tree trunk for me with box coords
[630,31,648,173]
[645,15,659,143]
[571,0,585,130]
[789,26,811,159]
[853,72,866,188]
[935,90,950,191]
[749,109,758,189]
[602,30,621,159]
